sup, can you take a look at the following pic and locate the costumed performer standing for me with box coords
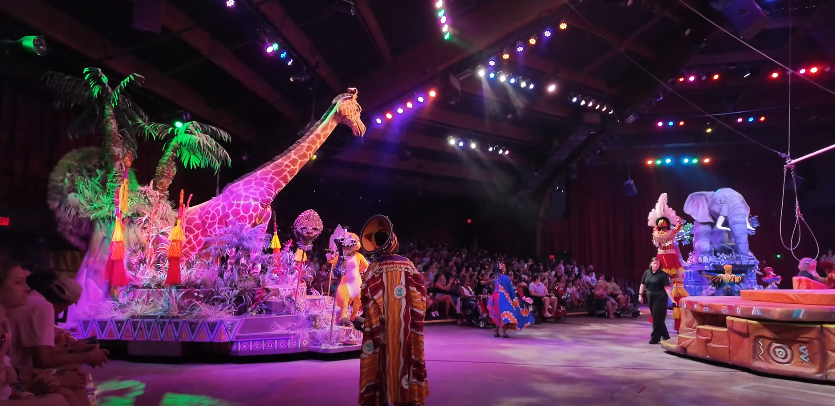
[488,263,534,338]
[646,193,688,333]
[638,257,675,344]
[326,226,369,326]
[352,215,429,406]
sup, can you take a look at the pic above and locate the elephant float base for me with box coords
[661,290,835,382]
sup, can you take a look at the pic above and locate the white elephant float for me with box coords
[683,188,756,261]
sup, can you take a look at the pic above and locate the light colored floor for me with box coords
[93,314,835,406]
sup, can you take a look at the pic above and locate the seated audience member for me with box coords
[605,276,629,309]
[819,261,835,288]
[583,269,596,289]
[796,258,827,284]
[429,272,455,318]
[0,256,75,406]
[457,276,476,313]
[7,271,109,406]
[565,280,579,309]
[529,274,558,318]
[593,281,615,318]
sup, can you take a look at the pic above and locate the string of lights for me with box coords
[646,157,711,166]
[434,1,452,40]
[654,116,766,129]
[569,94,613,114]
[675,64,832,85]
[446,136,510,154]
[371,89,439,126]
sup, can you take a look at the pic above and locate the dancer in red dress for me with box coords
[647,193,689,333]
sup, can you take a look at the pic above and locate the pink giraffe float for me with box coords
[179,89,365,259]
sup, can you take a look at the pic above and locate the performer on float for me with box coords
[326,225,368,326]
[700,264,745,296]
[488,263,534,338]
[352,215,429,406]
[758,267,782,289]
[290,209,323,299]
[646,193,688,332]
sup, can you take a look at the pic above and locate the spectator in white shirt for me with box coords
[529,274,558,318]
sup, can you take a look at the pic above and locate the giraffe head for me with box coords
[333,88,366,137]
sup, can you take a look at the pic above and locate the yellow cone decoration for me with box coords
[106,155,132,287]
[166,190,185,285]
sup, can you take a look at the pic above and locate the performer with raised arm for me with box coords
[326,226,368,326]
[646,193,689,333]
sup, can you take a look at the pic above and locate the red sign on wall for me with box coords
[0,217,8,226]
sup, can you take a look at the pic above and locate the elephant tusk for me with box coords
[716,215,731,231]
[746,218,755,231]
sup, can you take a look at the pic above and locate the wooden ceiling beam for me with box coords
[458,79,573,119]
[354,0,394,65]
[581,6,673,74]
[0,0,260,144]
[159,3,301,121]
[563,13,657,60]
[256,0,345,94]
[354,0,569,112]
[414,104,533,143]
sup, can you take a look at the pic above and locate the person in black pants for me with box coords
[638,257,675,344]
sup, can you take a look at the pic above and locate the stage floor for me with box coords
[93,311,834,406]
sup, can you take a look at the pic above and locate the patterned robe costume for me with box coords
[488,274,534,330]
[358,255,429,406]
[652,221,689,332]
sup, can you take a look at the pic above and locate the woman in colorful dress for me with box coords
[488,264,534,338]
[647,193,689,333]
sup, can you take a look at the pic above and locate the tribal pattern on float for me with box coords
[44,67,367,356]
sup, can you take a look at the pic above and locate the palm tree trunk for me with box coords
[154,143,179,194]
[102,104,126,197]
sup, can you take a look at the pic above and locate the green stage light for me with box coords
[174,121,183,128]
[1,35,48,56]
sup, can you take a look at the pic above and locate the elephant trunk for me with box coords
[725,199,752,258]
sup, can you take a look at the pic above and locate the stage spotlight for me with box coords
[488,146,494,152]
[683,158,690,163]
[375,118,382,124]
[692,159,698,164]
[279,51,288,59]
[601,106,607,112]
[679,121,684,126]
[470,141,477,149]
[528,84,534,90]
[520,81,527,88]
[737,117,743,123]
[385,112,393,120]
[226,0,235,7]
[646,160,653,165]
[448,137,456,145]
[0,36,48,56]
[547,83,557,92]
[657,121,663,127]
[678,77,685,82]
[429,90,437,98]
[665,158,672,164]
[287,59,293,66]
[608,110,613,114]
[544,29,552,37]
[706,128,712,133]
[444,32,450,40]
[667,121,674,126]
[477,66,486,77]
[397,107,404,114]
[174,121,183,128]
[529,37,537,45]
[703,158,710,163]
[435,0,443,8]
[499,73,507,82]
[744,69,751,78]
[509,77,517,84]
[688,75,696,82]
[581,100,587,106]
[655,160,662,165]
[266,44,275,53]
[559,22,568,30]
[488,72,496,79]
[810,67,818,73]
[311,154,317,160]
[713,74,719,80]
[771,72,779,79]
[502,50,510,59]
[759,116,765,121]
[516,41,524,52]
[799,68,806,74]
[748,117,753,122]
[458,140,464,147]
[417,96,425,103]
[572,97,578,103]
[504,149,509,155]
[406,101,413,109]
[488,59,496,67]
[498,148,505,154]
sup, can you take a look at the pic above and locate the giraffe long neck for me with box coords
[226,107,341,201]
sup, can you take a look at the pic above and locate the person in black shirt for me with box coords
[639,257,675,344]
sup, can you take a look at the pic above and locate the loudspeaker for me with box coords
[133,0,165,33]
[710,0,769,40]
[623,179,638,197]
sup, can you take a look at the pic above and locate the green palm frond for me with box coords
[83,67,112,100]
[134,122,175,141]
[111,73,144,107]
[171,128,232,172]
[184,121,232,143]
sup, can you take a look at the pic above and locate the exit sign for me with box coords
[0,217,8,226]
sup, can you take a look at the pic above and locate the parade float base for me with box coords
[661,290,835,382]
[77,295,361,358]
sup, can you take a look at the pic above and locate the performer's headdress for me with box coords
[329,225,360,254]
[647,193,680,227]
[360,215,398,255]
